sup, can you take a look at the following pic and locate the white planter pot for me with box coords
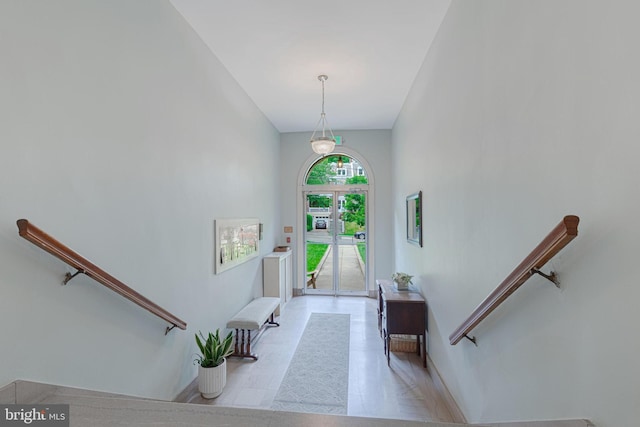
[394,280,409,290]
[198,359,227,399]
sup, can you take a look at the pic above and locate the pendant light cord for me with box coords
[309,74,336,154]
[321,76,326,116]
[317,75,334,139]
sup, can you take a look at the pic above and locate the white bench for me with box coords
[226,297,280,360]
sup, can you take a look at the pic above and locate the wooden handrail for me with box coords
[17,219,187,334]
[449,215,579,345]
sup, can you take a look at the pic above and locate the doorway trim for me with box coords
[296,146,376,296]
[303,189,368,296]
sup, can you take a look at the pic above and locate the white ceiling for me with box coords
[169,0,451,133]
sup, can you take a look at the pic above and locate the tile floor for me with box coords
[178,295,461,423]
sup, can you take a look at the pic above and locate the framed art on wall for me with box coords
[406,191,422,247]
[214,218,260,274]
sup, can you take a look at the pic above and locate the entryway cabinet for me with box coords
[377,279,427,368]
[263,251,292,315]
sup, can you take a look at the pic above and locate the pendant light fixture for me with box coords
[309,74,336,155]
[337,156,344,168]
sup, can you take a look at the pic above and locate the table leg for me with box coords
[384,330,390,366]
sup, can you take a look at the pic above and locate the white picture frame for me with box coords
[214,218,260,274]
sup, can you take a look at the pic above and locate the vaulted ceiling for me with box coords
[170,0,451,133]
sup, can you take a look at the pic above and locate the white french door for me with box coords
[304,190,367,296]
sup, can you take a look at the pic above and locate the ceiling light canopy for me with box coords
[310,75,336,155]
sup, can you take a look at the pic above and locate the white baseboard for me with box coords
[427,354,467,423]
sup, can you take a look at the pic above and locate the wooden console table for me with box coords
[377,279,427,368]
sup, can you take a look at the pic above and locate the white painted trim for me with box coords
[296,146,376,294]
[426,354,466,424]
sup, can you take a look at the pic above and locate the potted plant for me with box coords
[392,272,413,290]
[194,329,234,398]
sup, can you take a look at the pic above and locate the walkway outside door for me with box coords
[304,190,367,296]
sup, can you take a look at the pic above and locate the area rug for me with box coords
[271,312,350,415]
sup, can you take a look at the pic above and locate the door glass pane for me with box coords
[305,193,334,293]
[337,191,366,293]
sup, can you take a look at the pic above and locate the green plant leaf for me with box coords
[195,328,234,367]
[195,332,205,354]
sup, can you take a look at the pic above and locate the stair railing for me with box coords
[17,219,187,335]
[449,215,579,346]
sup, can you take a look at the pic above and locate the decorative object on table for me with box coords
[194,329,234,398]
[392,272,413,290]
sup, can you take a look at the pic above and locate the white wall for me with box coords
[280,130,393,291]
[393,1,640,426]
[0,1,280,400]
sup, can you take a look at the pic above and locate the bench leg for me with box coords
[233,329,240,355]
[246,330,252,356]
[266,313,280,327]
[229,328,258,361]
[228,312,280,361]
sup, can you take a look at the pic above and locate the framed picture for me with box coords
[214,218,260,274]
[406,191,422,247]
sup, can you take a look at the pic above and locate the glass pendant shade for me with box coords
[310,136,336,155]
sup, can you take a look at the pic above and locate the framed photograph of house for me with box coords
[214,218,260,274]
[406,191,422,247]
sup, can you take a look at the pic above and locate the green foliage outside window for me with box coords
[342,176,368,227]
[357,242,366,265]
[306,158,335,185]
[306,242,329,272]
[308,195,331,208]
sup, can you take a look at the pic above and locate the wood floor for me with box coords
[176,295,463,423]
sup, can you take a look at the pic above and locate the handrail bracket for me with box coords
[165,324,178,335]
[464,335,477,346]
[63,269,85,285]
[530,268,560,288]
